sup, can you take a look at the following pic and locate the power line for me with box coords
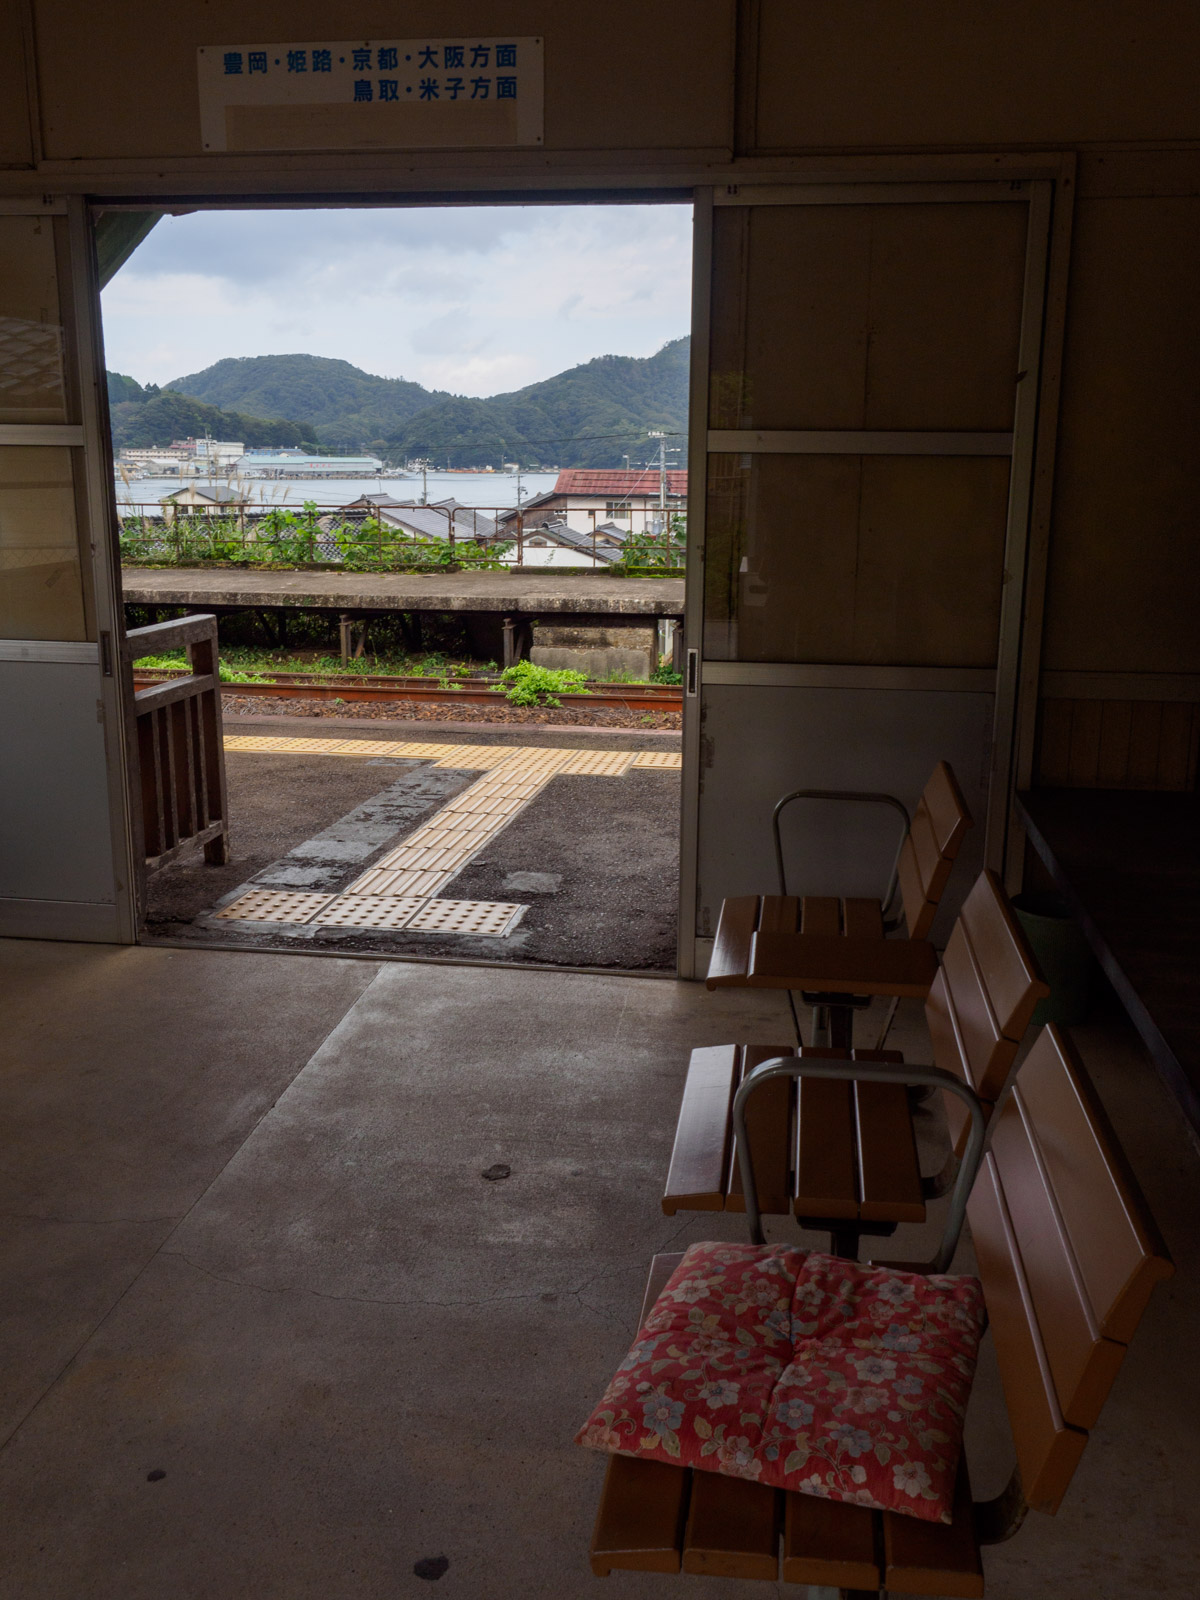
[515,429,686,447]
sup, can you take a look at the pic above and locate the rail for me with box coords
[114,500,685,575]
[123,613,230,873]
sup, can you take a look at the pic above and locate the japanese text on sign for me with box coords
[197,37,543,152]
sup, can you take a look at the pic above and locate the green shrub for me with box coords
[499,660,589,706]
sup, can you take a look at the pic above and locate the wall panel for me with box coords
[1041,193,1200,676]
[31,0,735,161]
[756,2,1200,150]
[1035,698,1199,791]
[0,6,34,166]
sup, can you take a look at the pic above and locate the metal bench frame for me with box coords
[732,1052,986,1272]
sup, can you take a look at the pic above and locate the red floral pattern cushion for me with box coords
[576,1242,985,1524]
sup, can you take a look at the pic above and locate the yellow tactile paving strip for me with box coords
[340,746,641,899]
[630,750,683,770]
[223,733,681,772]
[213,734,678,937]
[214,890,526,936]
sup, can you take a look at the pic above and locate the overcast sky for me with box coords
[100,203,693,397]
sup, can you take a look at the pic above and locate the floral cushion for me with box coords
[576,1242,985,1524]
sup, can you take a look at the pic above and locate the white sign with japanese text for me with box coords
[197,38,543,152]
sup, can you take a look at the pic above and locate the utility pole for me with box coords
[649,430,667,538]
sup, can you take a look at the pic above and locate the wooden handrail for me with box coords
[124,612,230,876]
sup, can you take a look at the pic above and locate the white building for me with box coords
[174,438,244,469]
[235,451,384,478]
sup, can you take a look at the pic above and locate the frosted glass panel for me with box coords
[709,202,1026,432]
[0,216,67,424]
[703,451,1011,666]
[0,446,86,639]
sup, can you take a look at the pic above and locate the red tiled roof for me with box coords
[553,469,688,496]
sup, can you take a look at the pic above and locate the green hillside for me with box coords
[386,338,689,468]
[165,353,448,449]
[116,338,689,464]
[106,373,319,451]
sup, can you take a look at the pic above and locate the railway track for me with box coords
[131,668,683,713]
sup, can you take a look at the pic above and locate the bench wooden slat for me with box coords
[959,871,1048,1040]
[725,1045,795,1216]
[782,1493,881,1588]
[793,1072,859,1221]
[897,835,936,938]
[909,801,946,901]
[748,930,938,996]
[967,1153,1088,1514]
[842,896,884,940]
[590,1456,689,1575]
[800,895,840,936]
[706,894,761,987]
[589,1253,689,1577]
[923,761,972,858]
[661,1045,739,1215]
[1014,1030,1173,1345]
[988,1089,1126,1430]
[854,1077,925,1224]
[761,896,800,934]
[681,1472,780,1579]
[882,1461,983,1598]
[939,922,1016,1104]
[758,894,799,933]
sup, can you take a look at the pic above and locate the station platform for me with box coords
[120,566,685,620]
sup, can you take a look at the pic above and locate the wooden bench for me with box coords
[664,872,1048,1257]
[591,1024,1174,1593]
[708,762,972,1050]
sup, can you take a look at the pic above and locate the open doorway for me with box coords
[101,201,692,971]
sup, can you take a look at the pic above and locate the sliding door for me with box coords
[679,181,1052,974]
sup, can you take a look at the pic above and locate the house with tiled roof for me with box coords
[497,468,687,538]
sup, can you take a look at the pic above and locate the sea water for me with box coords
[115,470,560,515]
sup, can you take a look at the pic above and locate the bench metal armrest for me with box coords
[732,1054,986,1274]
[772,790,911,918]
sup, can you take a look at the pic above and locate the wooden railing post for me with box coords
[187,621,231,864]
[123,611,231,878]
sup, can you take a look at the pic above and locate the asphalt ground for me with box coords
[143,715,681,971]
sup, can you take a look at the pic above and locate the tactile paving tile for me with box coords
[346,866,445,897]
[214,889,334,923]
[557,749,636,776]
[431,745,518,770]
[404,899,527,937]
[631,751,683,770]
[317,895,426,929]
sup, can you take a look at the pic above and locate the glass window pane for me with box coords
[0,446,87,640]
[0,216,67,424]
[703,451,1011,667]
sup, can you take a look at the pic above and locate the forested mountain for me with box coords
[110,337,689,464]
[386,338,689,468]
[165,354,447,449]
[106,373,319,450]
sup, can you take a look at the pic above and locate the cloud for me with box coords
[101,202,692,395]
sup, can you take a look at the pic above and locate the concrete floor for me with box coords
[1,939,1196,1598]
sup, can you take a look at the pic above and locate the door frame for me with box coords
[27,161,1069,957]
[0,194,137,942]
[675,166,1075,978]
